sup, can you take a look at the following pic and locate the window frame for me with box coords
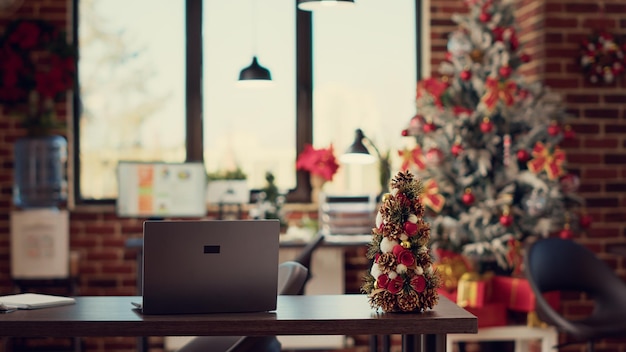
[71,0,423,206]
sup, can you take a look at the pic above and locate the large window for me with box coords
[73,0,423,205]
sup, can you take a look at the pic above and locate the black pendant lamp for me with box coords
[238,56,272,86]
[238,0,272,87]
[297,0,355,11]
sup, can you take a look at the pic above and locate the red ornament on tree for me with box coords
[460,69,472,81]
[480,117,493,133]
[499,214,513,227]
[423,121,437,133]
[517,149,530,162]
[479,12,491,23]
[451,143,464,157]
[559,226,574,239]
[563,125,576,140]
[499,65,512,78]
[401,129,409,137]
[462,188,475,206]
[579,214,593,228]
[520,52,531,63]
[425,148,444,166]
[548,121,561,136]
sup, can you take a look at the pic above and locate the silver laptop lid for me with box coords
[142,219,280,314]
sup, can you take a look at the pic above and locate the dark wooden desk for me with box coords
[0,295,476,352]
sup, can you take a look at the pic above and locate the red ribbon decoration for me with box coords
[481,77,516,110]
[398,146,426,171]
[421,178,445,213]
[526,142,566,180]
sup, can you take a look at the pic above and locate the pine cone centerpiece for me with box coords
[362,170,441,313]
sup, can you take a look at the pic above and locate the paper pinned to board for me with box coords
[0,293,75,310]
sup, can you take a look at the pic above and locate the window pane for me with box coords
[78,0,186,200]
[203,0,296,191]
[313,0,416,195]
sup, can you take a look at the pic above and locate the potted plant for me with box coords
[205,167,250,204]
[0,19,76,207]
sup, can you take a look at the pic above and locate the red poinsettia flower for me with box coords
[296,144,340,181]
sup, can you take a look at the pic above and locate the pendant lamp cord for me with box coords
[251,0,258,55]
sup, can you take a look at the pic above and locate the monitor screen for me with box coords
[116,161,207,218]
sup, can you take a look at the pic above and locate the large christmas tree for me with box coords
[399,0,590,271]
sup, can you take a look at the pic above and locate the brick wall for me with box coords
[1,1,625,352]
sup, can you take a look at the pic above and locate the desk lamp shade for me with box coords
[297,0,355,11]
[238,56,272,87]
[340,129,377,164]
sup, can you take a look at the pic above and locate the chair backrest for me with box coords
[277,261,309,295]
[525,238,626,336]
[525,238,625,296]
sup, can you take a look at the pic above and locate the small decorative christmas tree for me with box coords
[362,171,440,313]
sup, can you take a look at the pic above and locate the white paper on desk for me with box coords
[0,293,75,309]
[10,209,69,279]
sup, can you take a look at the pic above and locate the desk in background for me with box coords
[0,295,477,352]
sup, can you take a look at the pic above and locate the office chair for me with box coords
[177,261,309,352]
[524,238,626,352]
[293,233,325,294]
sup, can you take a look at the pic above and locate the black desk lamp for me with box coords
[340,129,391,195]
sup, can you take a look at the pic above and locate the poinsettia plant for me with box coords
[0,19,76,135]
[295,144,340,182]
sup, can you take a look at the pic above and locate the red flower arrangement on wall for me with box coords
[0,19,76,134]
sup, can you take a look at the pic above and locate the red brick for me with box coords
[583,138,619,149]
[564,3,600,13]
[567,153,603,164]
[605,154,626,165]
[545,17,578,28]
[584,109,620,119]
[584,169,619,179]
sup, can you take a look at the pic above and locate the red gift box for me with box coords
[438,288,507,328]
[492,276,560,312]
[465,302,508,328]
[455,272,493,308]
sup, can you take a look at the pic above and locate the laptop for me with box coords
[138,219,280,315]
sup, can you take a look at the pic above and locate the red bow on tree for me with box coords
[398,145,426,171]
[481,77,516,110]
[527,142,566,180]
[421,178,445,213]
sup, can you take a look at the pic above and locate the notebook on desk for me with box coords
[137,219,280,315]
[0,293,75,310]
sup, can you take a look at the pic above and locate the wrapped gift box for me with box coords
[456,272,493,308]
[492,276,560,312]
[465,302,508,328]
